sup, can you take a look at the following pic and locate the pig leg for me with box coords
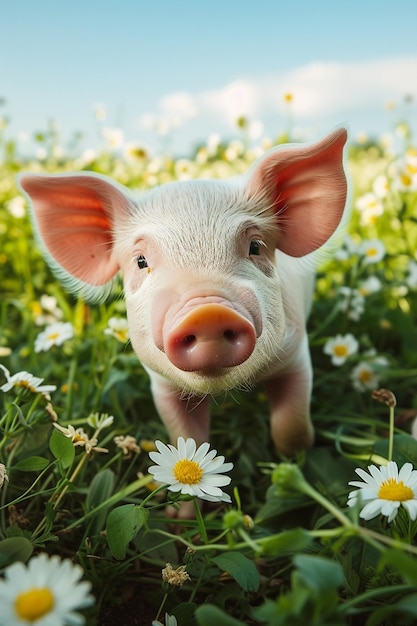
[264,344,314,457]
[148,372,211,446]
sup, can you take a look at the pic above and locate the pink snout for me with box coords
[165,303,256,372]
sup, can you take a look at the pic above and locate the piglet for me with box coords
[19,128,347,457]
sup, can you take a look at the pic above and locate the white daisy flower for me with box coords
[360,239,386,265]
[6,196,26,218]
[32,295,64,327]
[358,276,382,296]
[148,437,233,503]
[0,552,93,625]
[351,362,381,392]
[393,160,417,192]
[347,461,417,523]
[0,364,56,396]
[86,412,114,432]
[323,334,359,366]
[102,127,124,150]
[355,192,384,226]
[53,423,108,455]
[372,174,389,199]
[337,287,365,321]
[34,322,74,353]
[104,317,129,343]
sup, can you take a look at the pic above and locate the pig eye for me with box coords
[249,240,262,256]
[136,255,149,269]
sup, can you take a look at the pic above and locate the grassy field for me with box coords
[1,115,417,626]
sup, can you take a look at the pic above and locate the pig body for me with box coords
[19,128,348,456]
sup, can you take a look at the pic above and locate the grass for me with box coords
[1,113,417,626]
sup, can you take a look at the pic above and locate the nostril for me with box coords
[182,334,196,347]
[223,329,237,341]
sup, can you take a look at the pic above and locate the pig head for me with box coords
[19,128,348,456]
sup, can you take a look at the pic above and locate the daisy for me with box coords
[323,334,359,366]
[359,239,386,265]
[53,424,108,455]
[358,276,382,297]
[114,435,141,457]
[351,362,381,392]
[355,192,384,226]
[86,412,114,432]
[337,286,365,321]
[32,295,64,327]
[6,196,26,218]
[104,317,129,343]
[161,563,191,587]
[372,174,389,199]
[34,322,74,353]
[347,461,417,523]
[0,552,93,625]
[0,364,56,396]
[148,437,233,503]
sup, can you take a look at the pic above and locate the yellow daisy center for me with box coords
[173,459,204,485]
[73,433,87,444]
[378,478,414,502]
[334,344,348,357]
[359,369,372,383]
[366,247,378,258]
[15,380,37,393]
[15,587,54,621]
[400,173,412,187]
[115,330,129,342]
[47,332,60,341]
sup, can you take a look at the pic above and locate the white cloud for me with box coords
[282,57,417,116]
[137,56,417,149]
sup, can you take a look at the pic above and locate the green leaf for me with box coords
[366,593,417,626]
[260,528,312,557]
[85,469,116,537]
[106,504,147,560]
[0,537,33,568]
[294,554,344,593]
[13,456,49,471]
[195,604,247,626]
[212,551,260,592]
[49,428,75,469]
[86,469,115,510]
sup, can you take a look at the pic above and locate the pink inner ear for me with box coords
[248,128,348,257]
[20,175,125,285]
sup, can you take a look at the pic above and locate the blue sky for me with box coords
[1,0,417,155]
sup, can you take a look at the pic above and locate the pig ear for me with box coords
[18,173,131,291]
[247,128,348,257]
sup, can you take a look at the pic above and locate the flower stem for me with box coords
[154,592,168,623]
[299,480,353,528]
[194,498,208,544]
[388,404,395,462]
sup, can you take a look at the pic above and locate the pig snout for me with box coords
[164,303,257,372]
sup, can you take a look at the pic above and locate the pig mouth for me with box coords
[174,364,257,396]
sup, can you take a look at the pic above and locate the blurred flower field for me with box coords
[1,107,417,626]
